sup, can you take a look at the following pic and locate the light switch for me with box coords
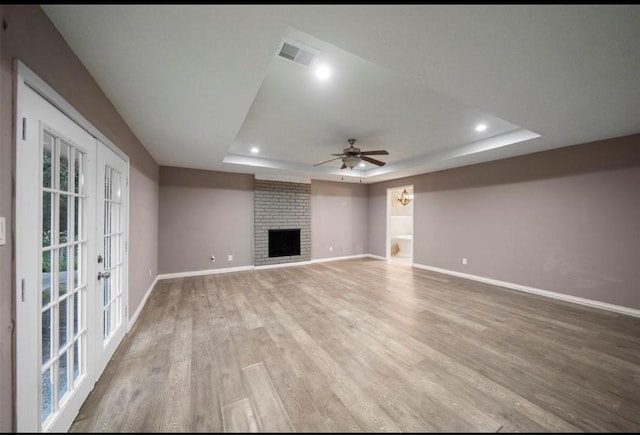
[0,217,5,245]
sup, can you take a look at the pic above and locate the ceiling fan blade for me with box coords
[313,156,343,167]
[340,163,347,169]
[331,153,346,156]
[359,150,389,156]
[361,156,386,167]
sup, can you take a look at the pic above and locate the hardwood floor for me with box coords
[70,258,640,432]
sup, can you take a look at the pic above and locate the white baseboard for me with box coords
[128,275,158,331]
[311,254,368,264]
[155,255,373,282]
[366,254,387,261]
[157,265,255,280]
[412,263,640,319]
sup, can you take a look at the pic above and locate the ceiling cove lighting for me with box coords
[396,188,413,206]
[250,147,260,154]
[475,123,488,132]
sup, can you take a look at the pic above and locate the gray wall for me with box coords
[369,134,640,310]
[311,180,368,259]
[158,167,254,274]
[0,6,159,430]
[158,171,370,272]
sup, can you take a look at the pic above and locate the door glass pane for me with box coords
[103,306,110,340]
[73,292,79,336]
[42,308,52,364]
[113,169,121,202]
[59,194,69,244]
[103,275,110,307]
[112,204,120,233]
[73,339,80,381]
[58,247,68,297]
[73,150,80,194]
[79,244,86,287]
[43,132,54,189]
[104,168,111,200]
[58,350,69,401]
[42,192,53,248]
[104,237,110,269]
[74,197,80,241]
[113,235,119,265]
[106,202,111,235]
[41,368,52,423]
[59,142,70,192]
[73,244,80,289]
[75,149,84,195]
[59,297,68,349]
[42,250,52,306]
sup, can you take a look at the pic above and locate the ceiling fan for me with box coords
[314,138,389,169]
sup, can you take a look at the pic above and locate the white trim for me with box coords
[157,265,255,280]
[366,254,387,261]
[15,62,36,433]
[127,275,158,331]
[15,61,130,164]
[386,188,391,261]
[310,254,368,263]
[254,261,312,270]
[124,156,131,331]
[412,263,640,319]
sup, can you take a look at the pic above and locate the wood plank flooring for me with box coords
[70,258,640,432]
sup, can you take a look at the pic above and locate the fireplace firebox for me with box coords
[268,229,301,257]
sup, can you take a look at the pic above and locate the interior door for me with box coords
[16,86,98,432]
[94,144,128,374]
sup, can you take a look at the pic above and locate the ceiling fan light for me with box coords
[343,155,360,169]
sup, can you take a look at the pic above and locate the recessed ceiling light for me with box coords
[314,63,332,81]
[359,162,365,167]
[250,147,259,154]
[475,123,488,132]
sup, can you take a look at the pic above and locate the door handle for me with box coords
[97,271,111,281]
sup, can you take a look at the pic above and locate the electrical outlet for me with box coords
[210,255,215,263]
[228,254,233,262]
[462,258,467,265]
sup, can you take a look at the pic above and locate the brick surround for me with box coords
[254,179,311,266]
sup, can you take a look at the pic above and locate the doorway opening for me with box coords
[386,185,414,264]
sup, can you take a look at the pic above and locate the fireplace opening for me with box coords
[268,229,301,257]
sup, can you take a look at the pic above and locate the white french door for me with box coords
[16,77,129,431]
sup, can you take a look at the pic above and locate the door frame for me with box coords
[14,60,130,432]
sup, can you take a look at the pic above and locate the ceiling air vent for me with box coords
[278,41,317,67]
